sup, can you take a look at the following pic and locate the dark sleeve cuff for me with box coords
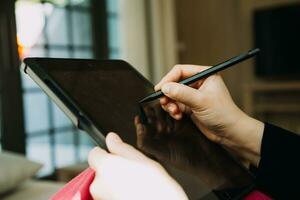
[255,123,300,199]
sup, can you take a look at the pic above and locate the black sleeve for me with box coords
[255,123,300,199]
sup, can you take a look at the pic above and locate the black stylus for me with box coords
[139,48,260,103]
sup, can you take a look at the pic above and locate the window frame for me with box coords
[0,0,26,154]
[0,0,110,173]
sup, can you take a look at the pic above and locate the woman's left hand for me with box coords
[88,132,188,200]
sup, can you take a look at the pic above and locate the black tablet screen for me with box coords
[29,59,254,199]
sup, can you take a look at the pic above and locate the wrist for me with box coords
[226,113,264,167]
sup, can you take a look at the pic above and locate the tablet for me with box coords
[22,58,254,200]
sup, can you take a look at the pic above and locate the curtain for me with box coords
[119,0,178,84]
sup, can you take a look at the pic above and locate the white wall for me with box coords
[119,0,150,79]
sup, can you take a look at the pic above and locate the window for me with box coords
[15,0,120,176]
[107,0,121,59]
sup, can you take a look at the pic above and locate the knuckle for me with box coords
[171,65,182,78]
[173,65,182,73]
[171,85,181,97]
[173,64,181,70]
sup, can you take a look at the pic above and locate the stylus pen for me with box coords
[139,48,260,103]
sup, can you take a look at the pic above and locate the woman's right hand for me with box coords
[155,65,264,167]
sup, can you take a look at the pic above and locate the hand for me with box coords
[155,65,264,167]
[88,132,188,200]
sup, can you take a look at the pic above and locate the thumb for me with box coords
[161,82,203,108]
[106,132,151,163]
[88,147,109,170]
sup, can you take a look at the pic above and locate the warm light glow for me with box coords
[17,36,27,58]
[15,1,52,48]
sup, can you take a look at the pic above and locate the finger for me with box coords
[161,104,169,113]
[166,103,178,114]
[162,104,183,118]
[176,101,187,113]
[161,99,179,112]
[155,65,209,90]
[168,110,182,120]
[161,82,204,109]
[172,113,183,120]
[88,147,109,170]
[174,101,193,116]
[106,132,150,163]
[159,97,169,105]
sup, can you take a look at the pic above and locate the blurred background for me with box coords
[0,0,299,183]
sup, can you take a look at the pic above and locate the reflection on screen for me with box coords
[138,100,253,191]
[34,59,253,198]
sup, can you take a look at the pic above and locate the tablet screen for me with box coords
[27,59,253,198]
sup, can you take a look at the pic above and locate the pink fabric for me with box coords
[51,168,95,200]
[244,190,272,200]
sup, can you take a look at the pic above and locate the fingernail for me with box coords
[162,84,171,94]
[108,132,122,143]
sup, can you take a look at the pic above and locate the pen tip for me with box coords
[139,90,163,104]
[249,48,260,55]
